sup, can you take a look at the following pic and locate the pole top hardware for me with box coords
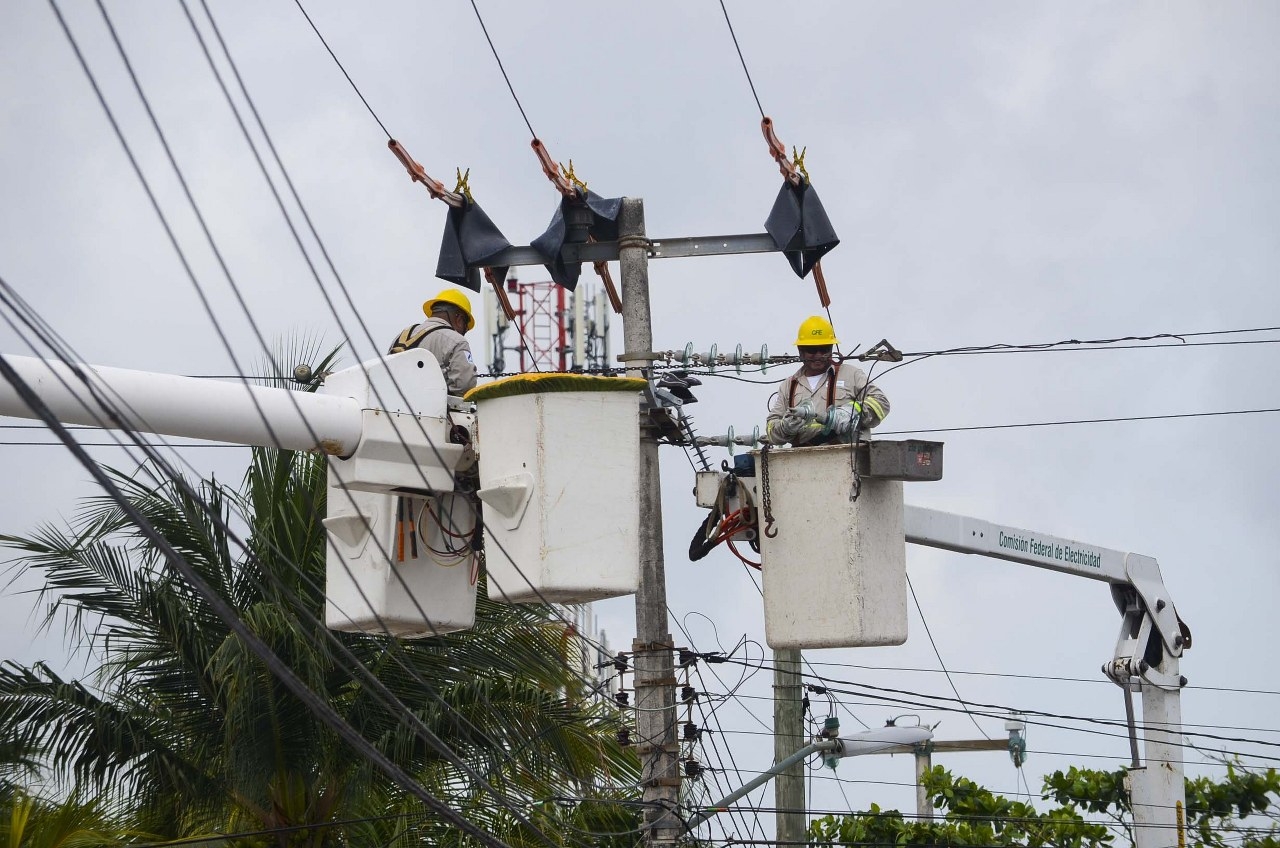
[531,137,580,198]
[387,139,465,207]
[859,339,905,362]
[761,117,803,187]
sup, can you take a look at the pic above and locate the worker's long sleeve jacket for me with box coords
[766,361,889,445]
[388,317,478,396]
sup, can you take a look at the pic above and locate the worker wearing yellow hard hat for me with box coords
[386,288,477,396]
[766,315,889,446]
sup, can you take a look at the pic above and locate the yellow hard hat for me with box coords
[422,289,475,333]
[795,315,839,347]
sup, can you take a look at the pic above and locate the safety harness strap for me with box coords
[786,366,838,409]
[388,323,448,355]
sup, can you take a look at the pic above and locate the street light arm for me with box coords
[687,726,934,831]
[686,740,838,830]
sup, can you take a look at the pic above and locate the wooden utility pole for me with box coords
[773,648,806,843]
[619,198,681,846]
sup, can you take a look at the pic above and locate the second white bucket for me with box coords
[470,375,645,603]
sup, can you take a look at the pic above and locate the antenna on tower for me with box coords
[484,271,611,374]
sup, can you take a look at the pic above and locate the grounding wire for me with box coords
[0,282,618,848]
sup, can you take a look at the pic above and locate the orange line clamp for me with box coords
[387,139,465,207]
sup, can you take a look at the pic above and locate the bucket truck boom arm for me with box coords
[903,505,1190,848]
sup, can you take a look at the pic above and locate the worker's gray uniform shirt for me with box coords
[392,317,477,396]
[766,361,890,445]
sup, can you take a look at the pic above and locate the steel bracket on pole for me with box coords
[478,232,781,271]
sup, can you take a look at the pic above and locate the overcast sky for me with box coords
[2,0,1278,840]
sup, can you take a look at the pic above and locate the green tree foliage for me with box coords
[0,433,637,845]
[809,764,1280,847]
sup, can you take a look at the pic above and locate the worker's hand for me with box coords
[827,402,862,436]
[797,421,824,442]
[773,410,806,440]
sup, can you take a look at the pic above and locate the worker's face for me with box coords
[798,345,833,376]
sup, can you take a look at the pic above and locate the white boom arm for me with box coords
[904,505,1188,848]
[0,354,362,455]
[0,352,462,494]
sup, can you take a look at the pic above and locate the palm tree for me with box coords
[0,352,638,845]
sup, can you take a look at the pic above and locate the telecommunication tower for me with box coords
[483,272,611,375]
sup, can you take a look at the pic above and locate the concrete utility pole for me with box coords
[911,738,1013,821]
[618,198,681,846]
[773,648,806,843]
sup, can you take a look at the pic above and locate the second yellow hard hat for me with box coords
[422,289,475,333]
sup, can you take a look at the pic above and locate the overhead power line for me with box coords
[468,0,536,138]
[293,0,391,138]
[719,0,766,119]
[877,407,1280,437]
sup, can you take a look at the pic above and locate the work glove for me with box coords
[826,402,862,437]
[772,410,806,440]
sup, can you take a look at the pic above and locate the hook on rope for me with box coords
[560,159,588,194]
[453,168,474,204]
[791,146,809,184]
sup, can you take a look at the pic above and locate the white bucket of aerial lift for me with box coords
[473,389,640,603]
[318,351,477,637]
[751,444,908,649]
[318,351,464,495]
[323,484,478,637]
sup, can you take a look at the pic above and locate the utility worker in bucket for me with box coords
[387,288,478,396]
[766,316,889,446]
